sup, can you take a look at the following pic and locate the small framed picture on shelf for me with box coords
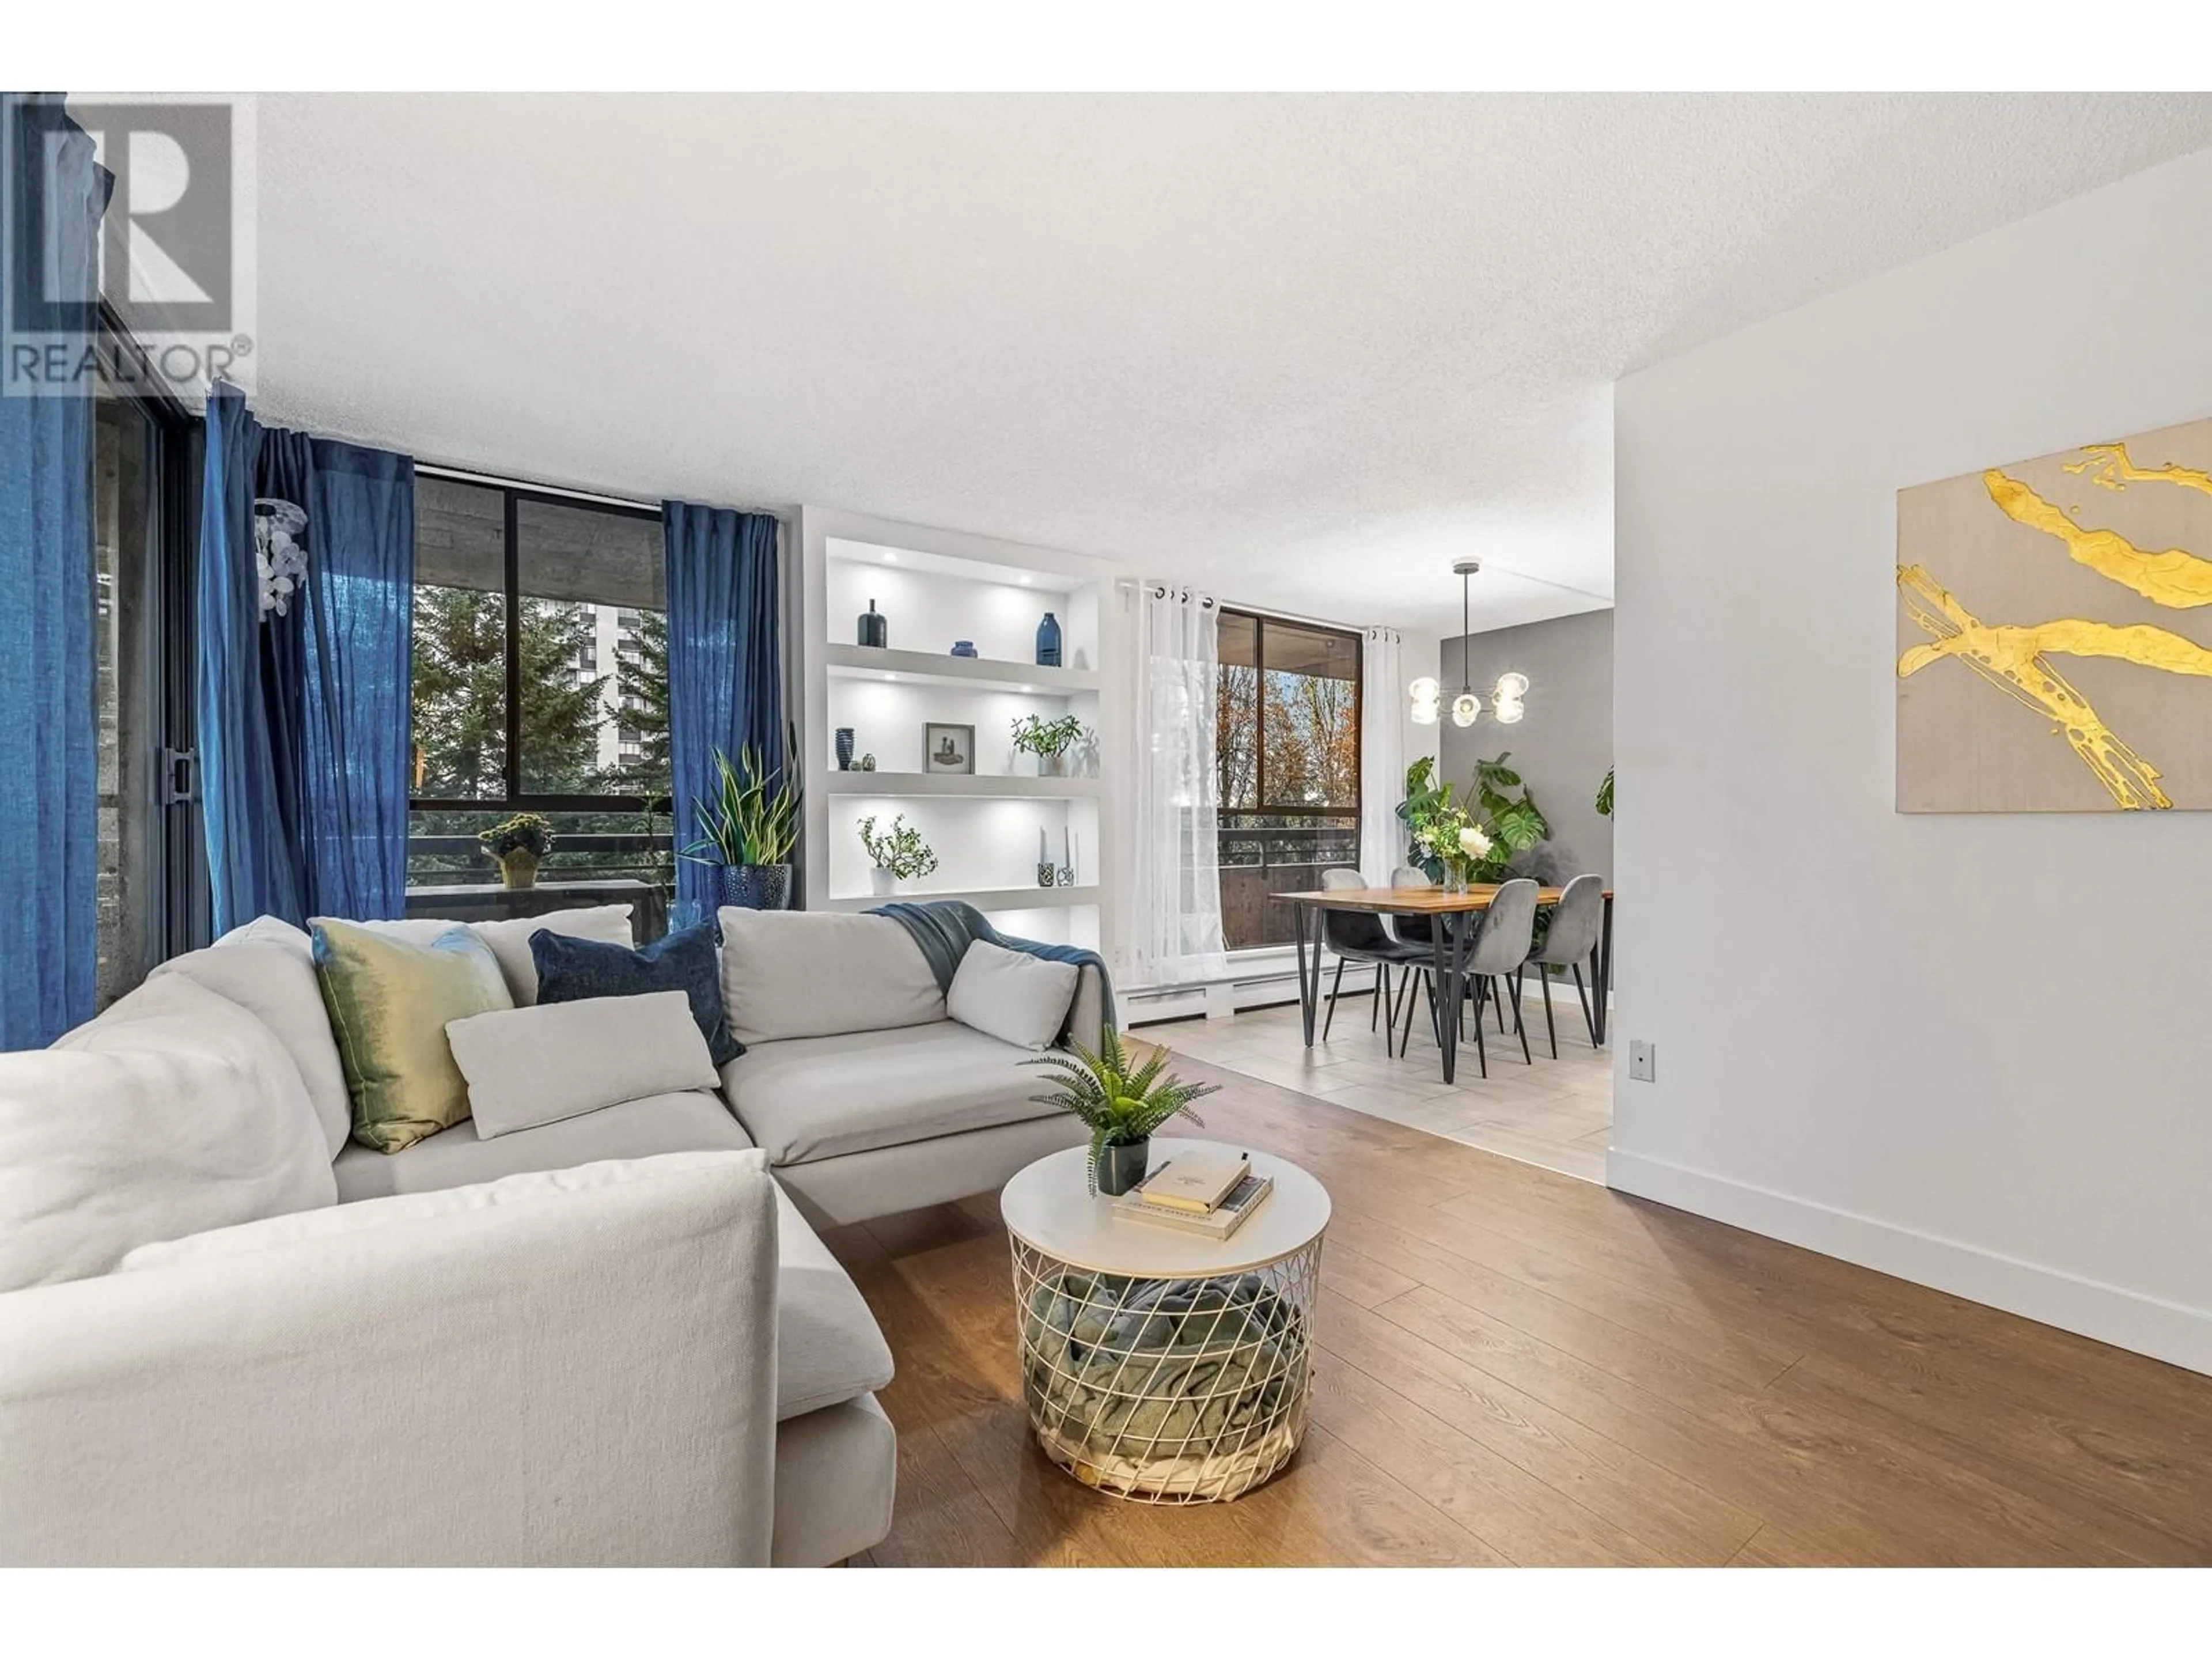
[923,722,975,776]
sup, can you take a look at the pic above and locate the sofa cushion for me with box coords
[154,925,353,1158]
[320,1099,889,1425]
[331,1089,753,1201]
[719,1021,1063,1166]
[0,976,335,1292]
[768,1183,894,1420]
[313,920,513,1153]
[532,919,742,1066]
[121,1150,765,1273]
[320,905,637,1007]
[718,909,944,1047]
[947,938,1080,1051]
[445,991,721,1141]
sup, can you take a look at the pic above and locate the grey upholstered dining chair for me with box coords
[1516,872,1605,1058]
[1449,876,1540,1077]
[1319,867,1427,1049]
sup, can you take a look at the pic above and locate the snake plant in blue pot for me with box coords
[683,745,801,911]
[1024,1032,1220,1196]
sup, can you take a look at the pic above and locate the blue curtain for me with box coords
[297,439,413,918]
[664,502,783,910]
[199,387,414,931]
[0,95,107,1048]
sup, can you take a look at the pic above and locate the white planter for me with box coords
[869,869,899,896]
[1038,752,1067,779]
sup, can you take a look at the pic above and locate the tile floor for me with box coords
[1135,973,1613,1182]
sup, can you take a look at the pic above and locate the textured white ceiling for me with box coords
[243,92,2212,634]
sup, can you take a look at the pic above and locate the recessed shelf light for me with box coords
[882,551,897,562]
[1018,574,1032,585]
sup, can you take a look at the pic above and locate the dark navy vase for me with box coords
[835,728,855,771]
[709,863,793,911]
[858,600,887,648]
[1035,611,1062,667]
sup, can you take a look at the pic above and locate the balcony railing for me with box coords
[1218,816,1358,951]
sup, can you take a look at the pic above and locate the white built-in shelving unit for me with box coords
[796,508,1128,958]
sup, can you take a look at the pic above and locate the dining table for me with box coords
[1272,885,1615,1085]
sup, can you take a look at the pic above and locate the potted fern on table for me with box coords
[1025,1033,1221,1196]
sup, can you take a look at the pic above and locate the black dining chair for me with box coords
[1319,868,1427,1051]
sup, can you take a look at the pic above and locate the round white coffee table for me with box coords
[999,1138,1331,1505]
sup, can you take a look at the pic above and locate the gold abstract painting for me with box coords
[1896,415,2212,812]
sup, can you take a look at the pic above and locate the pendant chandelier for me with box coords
[1407,557,1528,728]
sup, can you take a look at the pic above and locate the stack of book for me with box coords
[1113,1148,1274,1241]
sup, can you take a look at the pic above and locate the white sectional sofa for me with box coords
[0,904,1102,1567]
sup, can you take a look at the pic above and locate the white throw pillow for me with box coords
[444,991,720,1141]
[0,976,336,1293]
[119,1149,767,1272]
[315,905,636,1006]
[155,930,353,1158]
[718,909,945,1046]
[945,939,1080,1051]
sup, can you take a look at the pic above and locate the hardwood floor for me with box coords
[822,1055,2212,1567]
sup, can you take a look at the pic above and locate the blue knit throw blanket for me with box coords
[868,900,1116,1049]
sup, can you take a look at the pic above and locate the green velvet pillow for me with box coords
[313,918,514,1153]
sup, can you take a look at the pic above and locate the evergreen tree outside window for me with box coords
[408,478,672,895]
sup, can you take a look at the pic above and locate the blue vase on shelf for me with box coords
[835,728,855,771]
[1035,611,1062,668]
[950,640,978,658]
[857,600,888,649]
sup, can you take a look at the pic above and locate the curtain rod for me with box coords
[412,460,789,521]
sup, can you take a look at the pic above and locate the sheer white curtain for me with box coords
[1359,626,1406,887]
[1130,582,1226,986]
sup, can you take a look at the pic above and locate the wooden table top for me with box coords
[1273,884,1610,913]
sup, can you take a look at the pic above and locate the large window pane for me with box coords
[514,499,667,798]
[1258,619,1359,809]
[1217,609,1259,811]
[1213,610,1362,951]
[410,477,509,800]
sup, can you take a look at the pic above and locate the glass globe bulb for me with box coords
[1494,671,1529,699]
[1491,695,1525,725]
[1407,676,1440,703]
[1450,691,1482,728]
[1408,698,1439,726]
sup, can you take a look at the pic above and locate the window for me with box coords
[91,319,202,1001]
[408,479,673,895]
[1215,609,1361,950]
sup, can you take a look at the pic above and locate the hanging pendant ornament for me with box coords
[253,499,309,621]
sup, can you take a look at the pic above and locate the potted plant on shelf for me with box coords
[1010,713,1088,779]
[683,745,801,911]
[857,813,938,896]
[1024,1032,1221,1196]
[478,812,555,890]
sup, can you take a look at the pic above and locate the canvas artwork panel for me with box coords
[1896,414,2212,812]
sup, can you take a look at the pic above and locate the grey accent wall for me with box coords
[1439,608,1613,883]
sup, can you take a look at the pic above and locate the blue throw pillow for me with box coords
[529,920,743,1067]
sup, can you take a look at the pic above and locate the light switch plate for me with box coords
[1628,1040,1655,1082]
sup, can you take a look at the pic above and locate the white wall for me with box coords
[1611,147,2212,1373]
